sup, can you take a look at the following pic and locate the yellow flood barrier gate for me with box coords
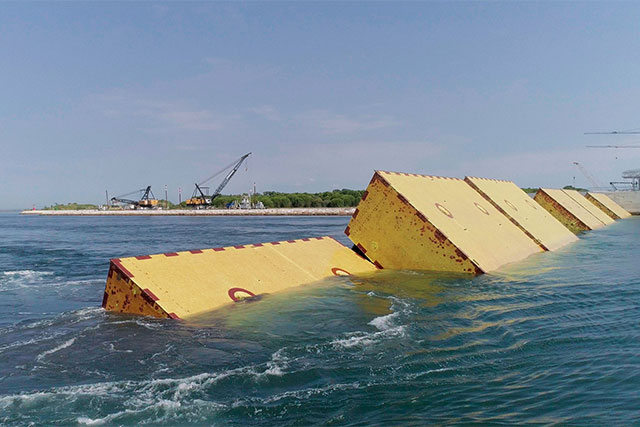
[464,177,578,251]
[534,188,607,233]
[345,171,542,275]
[562,189,615,226]
[102,236,377,319]
[586,192,632,220]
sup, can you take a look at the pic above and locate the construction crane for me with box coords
[110,186,159,209]
[572,162,602,189]
[186,152,251,208]
[584,128,640,135]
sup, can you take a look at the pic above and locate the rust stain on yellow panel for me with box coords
[586,192,631,220]
[562,189,615,226]
[534,189,601,233]
[346,171,542,275]
[102,237,377,319]
[465,177,578,251]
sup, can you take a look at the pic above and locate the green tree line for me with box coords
[178,189,365,209]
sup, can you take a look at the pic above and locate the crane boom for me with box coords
[186,152,252,208]
[586,145,640,148]
[572,162,602,189]
[111,186,159,209]
[211,153,251,199]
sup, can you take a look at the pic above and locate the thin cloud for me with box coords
[91,91,240,132]
[158,110,238,131]
[248,105,281,122]
[298,110,401,134]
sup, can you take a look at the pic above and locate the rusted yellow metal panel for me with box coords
[465,177,578,251]
[586,192,632,220]
[346,171,542,275]
[102,237,377,319]
[534,188,603,233]
[562,189,615,226]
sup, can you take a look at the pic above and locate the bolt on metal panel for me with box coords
[102,237,377,319]
[465,177,578,251]
[345,171,542,275]
[562,189,615,226]
[534,188,603,233]
[586,192,631,220]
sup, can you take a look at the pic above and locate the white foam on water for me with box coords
[107,343,133,354]
[0,329,68,354]
[251,382,362,406]
[0,270,56,291]
[330,296,411,349]
[404,367,455,380]
[330,325,406,349]
[36,338,76,362]
[258,348,289,377]
[368,311,400,331]
[2,270,54,278]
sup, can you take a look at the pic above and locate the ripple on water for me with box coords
[1,215,639,425]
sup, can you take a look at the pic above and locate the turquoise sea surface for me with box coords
[0,213,638,425]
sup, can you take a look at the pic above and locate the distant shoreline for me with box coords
[21,207,355,216]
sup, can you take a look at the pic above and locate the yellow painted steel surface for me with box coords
[103,237,377,319]
[464,177,578,251]
[586,192,632,220]
[534,188,604,233]
[562,189,615,226]
[346,171,542,275]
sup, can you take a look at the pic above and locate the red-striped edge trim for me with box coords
[143,288,159,301]
[373,260,384,269]
[270,241,281,245]
[315,237,324,240]
[397,193,409,204]
[101,292,109,308]
[164,252,179,257]
[352,208,359,219]
[416,211,427,222]
[373,172,390,187]
[356,243,367,254]
[189,249,203,254]
[168,312,181,320]
[287,240,296,243]
[327,235,346,246]
[302,238,310,241]
[213,247,225,252]
[252,243,264,247]
[135,255,152,260]
[111,259,134,279]
[344,226,351,236]
[234,245,246,249]
[361,190,369,201]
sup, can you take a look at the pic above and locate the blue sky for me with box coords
[3,2,640,209]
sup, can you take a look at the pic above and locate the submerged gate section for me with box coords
[534,188,605,234]
[562,189,615,226]
[586,192,632,220]
[103,236,377,319]
[345,171,542,275]
[102,168,634,320]
[464,177,578,251]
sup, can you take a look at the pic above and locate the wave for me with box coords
[35,338,76,362]
[330,296,411,349]
[2,270,54,278]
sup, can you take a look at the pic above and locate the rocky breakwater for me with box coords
[21,208,356,216]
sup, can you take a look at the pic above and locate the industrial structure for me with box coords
[102,169,631,320]
[110,186,159,209]
[186,153,251,208]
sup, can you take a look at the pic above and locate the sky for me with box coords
[3,2,640,209]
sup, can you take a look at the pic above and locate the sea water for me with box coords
[0,213,638,425]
